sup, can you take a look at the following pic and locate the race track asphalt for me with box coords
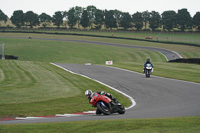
[1,37,199,124]
[56,64,200,119]
[1,64,200,124]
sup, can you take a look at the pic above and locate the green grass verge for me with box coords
[0,61,80,104]
[0,117,200,133]
[57,30,200,45]
[0,36,168,63]
[0,60,130,117]
[4,30,200,45]
[1,34,199,82]
[1,32,200,59]
[114,62,200,83]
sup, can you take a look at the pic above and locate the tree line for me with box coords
[0,6,200,31]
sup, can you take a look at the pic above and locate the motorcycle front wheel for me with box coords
[97,102,111,115]
[145,70,151,78]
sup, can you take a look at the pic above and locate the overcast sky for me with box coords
[1,0,199,17]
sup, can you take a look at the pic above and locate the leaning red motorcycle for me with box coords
[90,93,125,115]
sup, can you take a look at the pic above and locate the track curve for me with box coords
[1,36,199,125]
[57,64,200,119]
[33,37,182,61]
[1,36,181,61]
[1,64,200,124]
[32,37,182,61]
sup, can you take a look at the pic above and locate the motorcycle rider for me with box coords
[85,90,118,104]
[143,57,153,72]
[85,90,124,115]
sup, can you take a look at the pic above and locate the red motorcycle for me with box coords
[90,93,125,115]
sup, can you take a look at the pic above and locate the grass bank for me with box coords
[3,30,200,45]
[49,30,200,45]
[0,116,200,133]
[1,32,200,59]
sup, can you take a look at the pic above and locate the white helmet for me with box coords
[85,90,92,99]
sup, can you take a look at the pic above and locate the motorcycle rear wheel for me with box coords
[117,105,125,114]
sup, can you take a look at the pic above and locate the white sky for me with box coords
[1,0,199,18]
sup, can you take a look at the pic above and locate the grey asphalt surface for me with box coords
[1,64,200,124]
[56,64,200,119]
[1,37,199,124]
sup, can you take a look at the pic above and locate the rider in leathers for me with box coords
[143,57,153,72]
[85,90,118,115]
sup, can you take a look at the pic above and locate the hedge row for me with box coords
[169,58,200,64]
[0,55,18,60]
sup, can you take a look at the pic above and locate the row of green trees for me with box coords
[0,6,200,31]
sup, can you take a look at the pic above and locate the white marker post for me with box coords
[0,43,5,60]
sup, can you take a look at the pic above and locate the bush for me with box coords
[169,58,200,64]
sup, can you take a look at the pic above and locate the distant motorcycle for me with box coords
[144,63,153,78]
[90,93,125,115]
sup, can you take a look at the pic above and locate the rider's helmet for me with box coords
[85,90,93,99]
[146,57,150,62]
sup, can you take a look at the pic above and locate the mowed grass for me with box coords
[1,32,200,58]
[0,117,200,133]
[0,61,80,104]
[0,60,131,117]
[1,33,200,82]
[39,30,200,45]
[0,36,167,63]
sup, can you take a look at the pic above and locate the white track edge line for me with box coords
[103,65,200,85]
[157,51,169,61]
[50,63,136,110]
[172,51,183,58]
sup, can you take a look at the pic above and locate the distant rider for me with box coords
[143,57,153,72]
